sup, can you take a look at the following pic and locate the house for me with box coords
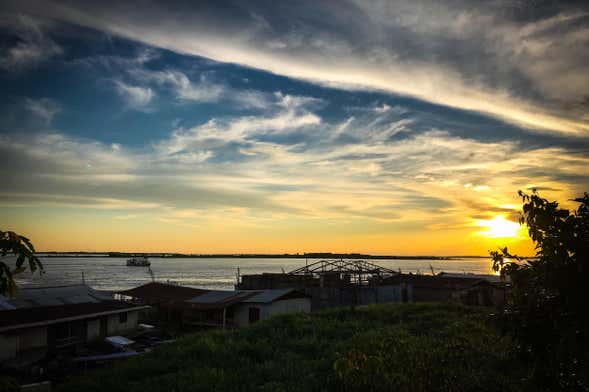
[115,282,207,305]
[116,283,311,328]
[115,282,208,322]
[183,289,311,328]
[0,285,148,367]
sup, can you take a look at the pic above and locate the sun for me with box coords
[478,216,522,238]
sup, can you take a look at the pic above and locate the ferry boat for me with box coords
[126,256,150,267]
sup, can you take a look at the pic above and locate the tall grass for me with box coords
[58,303,529,392]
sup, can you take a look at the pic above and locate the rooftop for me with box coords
[185,288,308,309]
[0,301,149,332]
[384,274,495,289]
[2,284,113,310]
[117,282,207,304]
[242,289,307,303]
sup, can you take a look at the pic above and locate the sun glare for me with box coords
[478,216,521,238]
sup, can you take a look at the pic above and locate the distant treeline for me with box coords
[36,252,454,260]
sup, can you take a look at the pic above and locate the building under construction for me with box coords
[237,259,404,309]
[237,259,508,309]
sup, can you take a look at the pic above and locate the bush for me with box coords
[57,303,529,392]
[491,191,589,390]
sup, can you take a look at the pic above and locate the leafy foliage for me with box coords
[57,303,529,392]
[0,376,19,392]
[490,191,589,390]
[0,230,43,296]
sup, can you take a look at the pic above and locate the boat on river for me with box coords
[126,256,150,267]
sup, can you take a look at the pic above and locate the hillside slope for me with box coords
[58,303,528,391]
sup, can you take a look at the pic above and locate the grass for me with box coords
[57,303,529,392]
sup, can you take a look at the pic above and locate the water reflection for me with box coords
[9,257,494,291]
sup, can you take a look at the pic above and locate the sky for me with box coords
[0,0,588,255]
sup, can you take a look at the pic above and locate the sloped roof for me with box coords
[185,290,257,309]
[7,284,113,309]
[117,282,207,304]
[0,295,16,310]
[0,301,148,332]
[437,272,509,283]
[241,289,307,303]
[184,288,308,309]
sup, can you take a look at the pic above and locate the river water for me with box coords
[10,257,494,291]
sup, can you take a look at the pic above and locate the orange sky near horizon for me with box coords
[1,2,587,258]
[1,204,537,256]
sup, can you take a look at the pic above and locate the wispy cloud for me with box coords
[135,69,224,103]
[17,0,588,135]
[0,14,61,70]
[24,97,61,125]
[0,99,586,235]
[114,80,155,110]
[1,0,588,253]
[132,67,282,109]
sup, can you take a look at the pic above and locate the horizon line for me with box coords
[32,251,528,259]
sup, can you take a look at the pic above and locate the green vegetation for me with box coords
[0,230,43,296]
[0,375,19,392]
[491,192,589,390]
[58,303,529,392]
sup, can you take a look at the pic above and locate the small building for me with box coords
[183,289,311,328]
[0,301,148,367]
[116,283,311,328]
[115,282,207,306]
[0,285,148,368]
[382,273,508,306]
[115,282,208,323]
[237,289,312,326]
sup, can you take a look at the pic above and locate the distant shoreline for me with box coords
[34,252,497,260]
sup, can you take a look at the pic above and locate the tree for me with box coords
[0,230,43,296]
[491,191,589,390]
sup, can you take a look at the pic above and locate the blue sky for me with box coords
[0,1,588,254]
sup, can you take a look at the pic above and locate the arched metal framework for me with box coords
[288,259,397,286]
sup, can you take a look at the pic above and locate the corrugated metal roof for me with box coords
[185,289,306,308]
[437,272,509,283]
[0,301,149,331]
[241,289,296,303]
[105,336,135,347]
[186,290,254,304]
[7,284,113,309]
[117,282,206,304]
[0,295,16,310]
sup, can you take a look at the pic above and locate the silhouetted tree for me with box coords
[491,191,589,390]
[0,230,43,296]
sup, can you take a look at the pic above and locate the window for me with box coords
[119,312,128,323]
[56,323,73,340]
[248,307,260,324]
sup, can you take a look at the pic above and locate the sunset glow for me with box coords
[478,216,523,239]
[1,1,587,256]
